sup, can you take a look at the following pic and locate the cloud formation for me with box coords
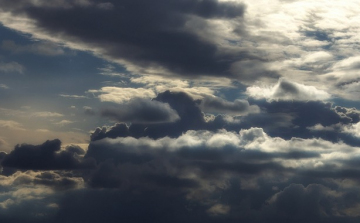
[88,87,156,103]
[2,0,360,222]
[1,40,65,56]
[0,61,24,74]
[200,96,260,115]
[2,99,360,222]
[0,0,248,78]
[101,98,180,124]
[246,78,331,101]
[1,139,94,170]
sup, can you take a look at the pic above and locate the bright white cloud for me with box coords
[342,122,360,138]
[246,78,331,101]
[88,87,156,103]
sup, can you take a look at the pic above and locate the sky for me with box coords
[1,0,360,222]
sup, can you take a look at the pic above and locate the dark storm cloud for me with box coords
[101,98,180,124]
[1,139,94,170]
[0,0,249,77]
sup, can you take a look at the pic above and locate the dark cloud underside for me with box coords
[1,139,94,170]
[0,0,247,77]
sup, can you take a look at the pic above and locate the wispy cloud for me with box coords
[0,84,9,89]
[59,94,88,99]
[1,40,66,56]
[0,61,24,74]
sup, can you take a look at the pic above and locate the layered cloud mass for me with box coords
[2,0,360,222]
[2,91,360,222]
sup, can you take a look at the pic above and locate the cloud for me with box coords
[1,40,65,56]
[0,0,249,78]
[3,1,360,222]
[83,106,95,115]
[0,61,24,74]
[267,184,336,220]
[0,170,84,191]
[207,204,230,216]
[0,138,9,151]
[0,84,9,89]
[90,91,206,140]
[31,111,63,118]
[96,2,114,10]
[0,120,25,131]
[339,122,360,138]
[1,0,360,99]
[0,0,93,9]
[1,139,95,170]
[59,94,88,99]
[53,120,74,126]
[90,123,130,141]
[246,78,331,101]
[88,91,359,151]
[88,87,156,103]
[78,127,360,222]
[0,108,64,120]
[89,91,353,143]
[0,169,84,222]
[200,96,260,115]
[332,56,360,71]
[230,60,280,83]
[3,125,360,222]
[86,127,356,173]
[101,98,180,124]
[64,144,85,155]
[90,91,207,140]
[130,75,219,100]
[0,112,89,152]
[98,64,126,77]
